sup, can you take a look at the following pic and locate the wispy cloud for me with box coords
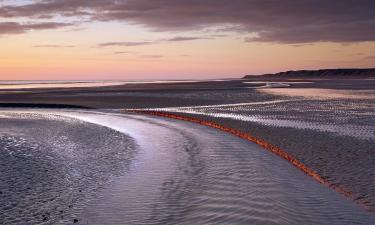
[364,55,375,60]
[113,51,130,54]
[33,44,75,48]
[139,54,163,59]
[98,36,211,48]
[98,41,154,47]
[110,51,163,58]
[0,21,72,35]
[165,36,212,42]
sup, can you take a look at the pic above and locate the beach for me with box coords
[1,78,375,224]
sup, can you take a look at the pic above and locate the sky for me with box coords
[0,0,375,80]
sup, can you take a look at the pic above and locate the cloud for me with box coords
[110,51,161,58]
[33,44,75,48]
[0,0,108,18]
[139,54,163,59]
[165,36,212,42]
[89,0,375,43]
[113,51,129,54]
[98,41,154,47]
[364,55,375,60]
[0,21,71,35]
[245,20,375,43]
[98,36,211,47]
[1,0,375,43]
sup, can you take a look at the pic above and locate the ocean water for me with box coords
[0,81,126,89]
[0,80,200,90]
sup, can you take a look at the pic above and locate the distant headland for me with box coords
[243,68,375,79]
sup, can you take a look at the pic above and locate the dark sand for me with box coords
[0,111,136,224]
[1,78,374,109]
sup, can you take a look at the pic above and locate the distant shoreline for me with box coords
[243,68,375,79]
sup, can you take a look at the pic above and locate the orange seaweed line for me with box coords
[126,109,374,212]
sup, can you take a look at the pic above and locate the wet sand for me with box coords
[126,81,375,210]
[1,109,375,225]
[0,110,136,224]
[0,78,374,109]
[1,78,375,224]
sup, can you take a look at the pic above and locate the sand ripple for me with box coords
[0,110,374,224]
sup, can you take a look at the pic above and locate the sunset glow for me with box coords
[1,0,375,80]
